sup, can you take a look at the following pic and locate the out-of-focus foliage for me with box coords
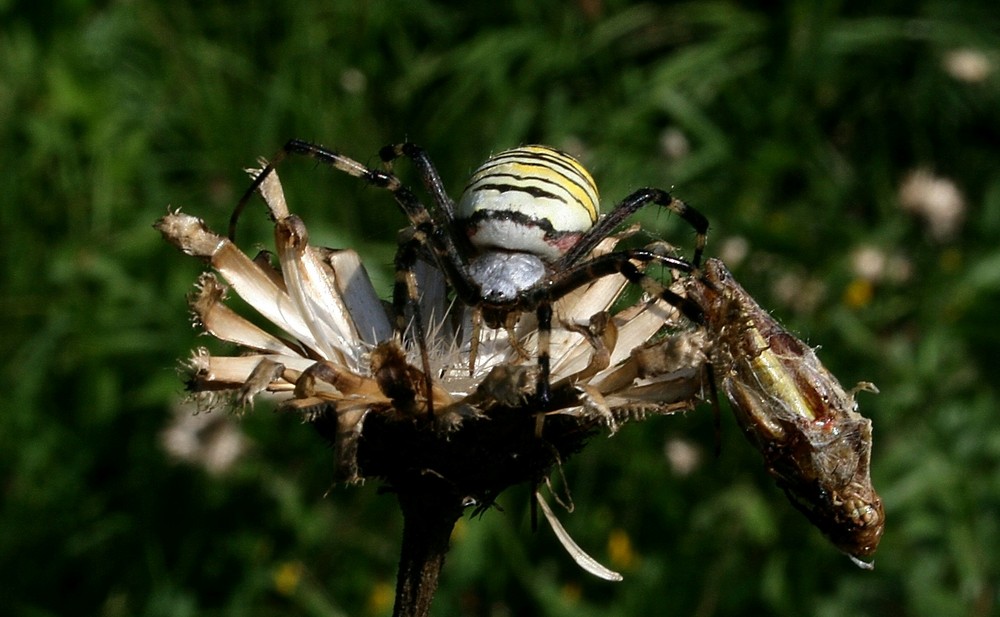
[2,1,998,615]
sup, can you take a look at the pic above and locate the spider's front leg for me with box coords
[559,188,708,270]
[391,228,438,419]
[229,139,405,243]
[379,143,457,223]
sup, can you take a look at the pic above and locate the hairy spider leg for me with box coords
[558,188,708,270]
[522,248,704,406]
[386,229,438,415]
[378,143,458,223]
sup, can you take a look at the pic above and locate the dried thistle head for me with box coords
[155,168,705,493]
[155,164,717,582]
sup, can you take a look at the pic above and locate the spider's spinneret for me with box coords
[457,145,600,301]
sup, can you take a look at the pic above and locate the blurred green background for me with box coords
[3,1,999,615]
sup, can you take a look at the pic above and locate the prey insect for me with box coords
[684,258,884,567]
[229,141,709,417]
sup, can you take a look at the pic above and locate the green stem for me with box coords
[391,479,464,617]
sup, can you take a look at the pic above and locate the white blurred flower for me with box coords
[718,236,750,267]
[659,127,690,161]
[898,169,965,242]
[664,436,701,476]
[851,245,887,282]
[943,49,992,84]
[160,403,247,475]
[339,68,367,94]
[771,271,826,315]
[850,244,913,284]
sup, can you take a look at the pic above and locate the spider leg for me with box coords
[468,307,482,376]
[229,139,392,242]
[529,248,704,409]
[379,143,457,222]
[392,230,437,419]
[557,188,708,269]
[503,311,532,361]
[535,303,554,406]
[232,140,475,294]
[538,249,704,324]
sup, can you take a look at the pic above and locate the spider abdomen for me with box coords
[457,145,599,262]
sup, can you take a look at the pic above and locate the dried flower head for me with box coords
[156,166,710,580]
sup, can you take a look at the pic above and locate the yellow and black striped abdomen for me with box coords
[457,145,599,261]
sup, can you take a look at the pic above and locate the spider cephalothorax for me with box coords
[230,141,708,411]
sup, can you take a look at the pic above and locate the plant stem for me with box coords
[391,478,465,617]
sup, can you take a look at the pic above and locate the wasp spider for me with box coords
[230,141,709,414]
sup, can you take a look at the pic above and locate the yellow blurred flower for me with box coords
[366,580,394,615]
[607,528,637,570]
[273,560,304,596]
[843,279,874,309]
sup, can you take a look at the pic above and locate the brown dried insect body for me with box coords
[686,258,884,568]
